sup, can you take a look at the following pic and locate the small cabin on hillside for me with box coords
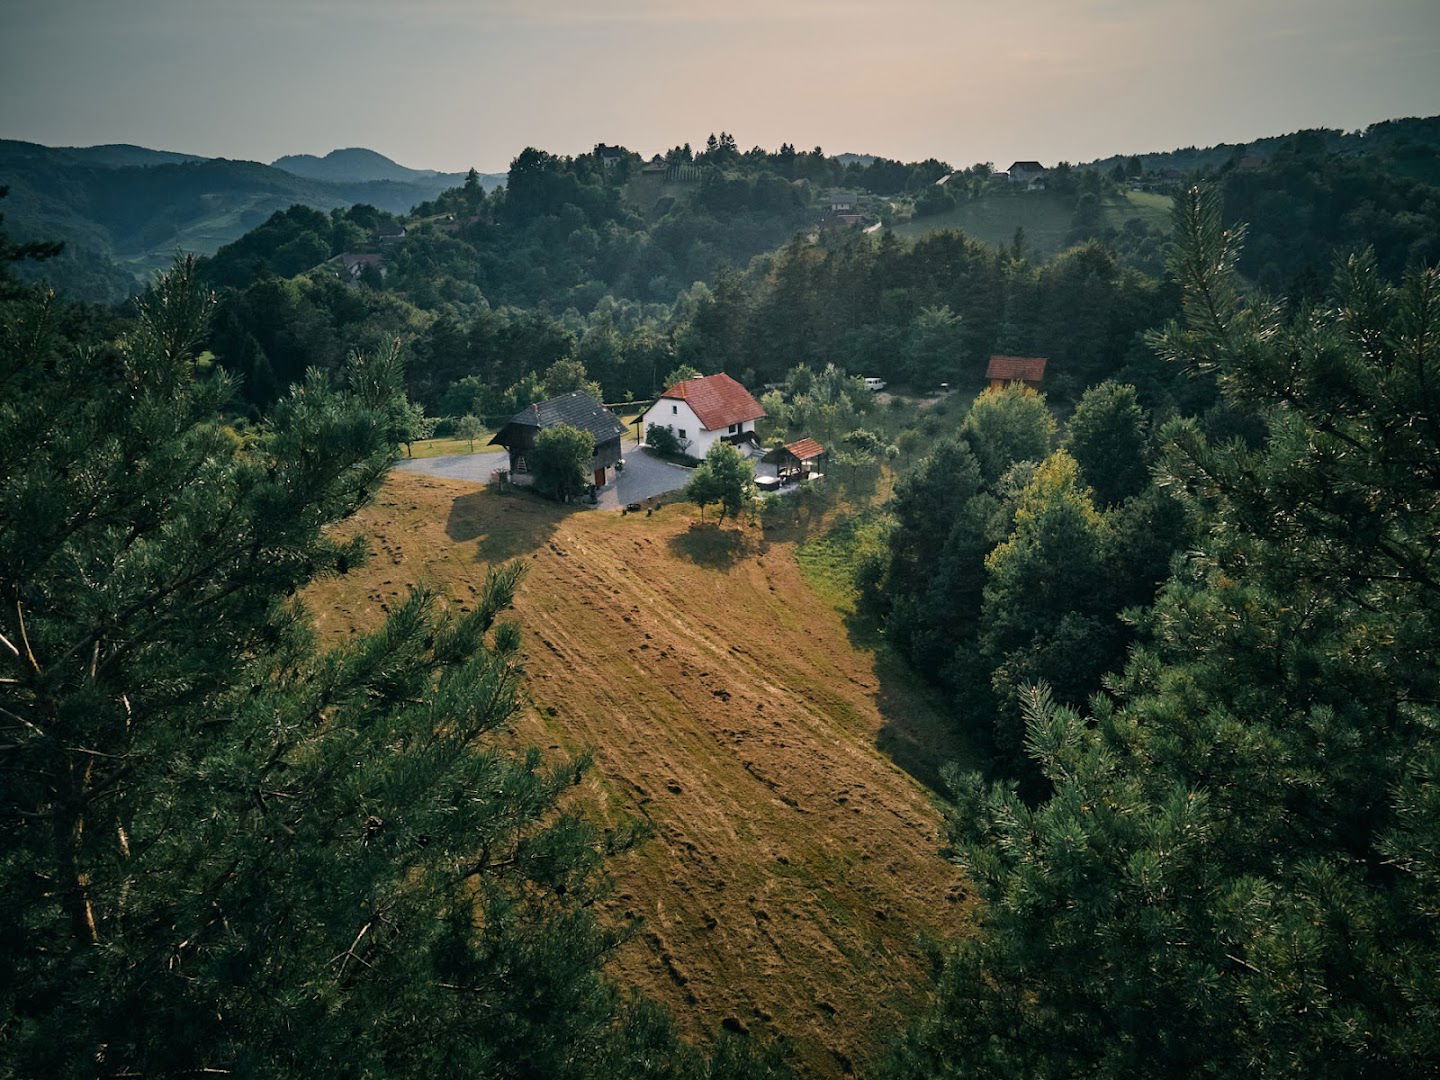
[489,391,627,488]
[986,355,1048,390]
[641,373,766,458]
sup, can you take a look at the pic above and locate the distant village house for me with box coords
[1006,161,1047,188]
[338,252,386,284]
[594,143,626,167]
[374,222,406,246]
[986,355,1048,390]
[489,391,627,489]
[641,373,765,458]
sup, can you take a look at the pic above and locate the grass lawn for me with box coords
[887,189,1173,258]
[402,433,496,459]
[404,408,644,460]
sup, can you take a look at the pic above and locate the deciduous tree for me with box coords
[529,422,595,501]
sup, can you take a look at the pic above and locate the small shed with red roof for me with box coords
[641,373,766,458]
[766,438,826,482]
[986,355,1048,390]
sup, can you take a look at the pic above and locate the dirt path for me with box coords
[307,472,971,1076]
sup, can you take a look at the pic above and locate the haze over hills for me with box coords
[0,139,505,302]
[6,114,1438,307]
[270,146,501,189]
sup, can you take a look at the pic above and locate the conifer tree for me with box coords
[886,188,1440,1077]
[0,259,780,1078]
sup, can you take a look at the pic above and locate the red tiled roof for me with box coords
[658,373,765,431]
[783,438,825,461]
[986,355,1048,383]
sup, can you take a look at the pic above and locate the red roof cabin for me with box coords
[986,355,1048,390]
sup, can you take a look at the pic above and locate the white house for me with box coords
[1007,161,1047,188]
[641,373,766,458]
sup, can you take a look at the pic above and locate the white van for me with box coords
[863,377,886,391]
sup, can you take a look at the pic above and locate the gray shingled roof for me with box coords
[493,391,626,445]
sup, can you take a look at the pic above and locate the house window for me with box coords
[672,405,678,415]
[728,424,737,434]
[677,429,686,440]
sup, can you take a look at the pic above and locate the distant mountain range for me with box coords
[0,140,505,301]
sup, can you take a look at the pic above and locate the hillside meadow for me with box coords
[304,470,977,1077]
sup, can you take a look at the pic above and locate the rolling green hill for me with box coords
[885,189,1172,258]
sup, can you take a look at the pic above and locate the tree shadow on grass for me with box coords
[446,488,567,563]
[794,511,987,795]
[668,521,758,569]
[870,643,986,794]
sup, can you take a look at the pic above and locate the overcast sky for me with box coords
[3,0,1438,172]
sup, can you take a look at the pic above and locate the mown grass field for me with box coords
[888,189,1172,257]
[305,471,976,1077]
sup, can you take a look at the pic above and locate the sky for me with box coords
[2,0,1438,173]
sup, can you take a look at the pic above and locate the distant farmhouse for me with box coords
[594,143,626,168]
[374,222,406,246]
[1006,161,1047,189]
[830,191,858,212]
[641,373,765,458]
[490,391,627,488]
[338,252,386,284]
[986,355,1048,390]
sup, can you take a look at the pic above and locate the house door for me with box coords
[594,466,606,487]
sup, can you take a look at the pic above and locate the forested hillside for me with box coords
[176,119,1440,432]
[4,114,1440,1077]
[0,140,501,302]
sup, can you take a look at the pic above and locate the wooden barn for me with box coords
[489,391,627,488]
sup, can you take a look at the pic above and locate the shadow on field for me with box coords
[792,510,985,794]
[668,522,758,568]
[830,608,982,794]
[446,489,565,562]
[871,650,985,793]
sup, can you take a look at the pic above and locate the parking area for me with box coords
[393,448,510,485]
[392,442,694,510]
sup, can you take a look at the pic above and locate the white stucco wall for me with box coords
[640,398,755,458]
